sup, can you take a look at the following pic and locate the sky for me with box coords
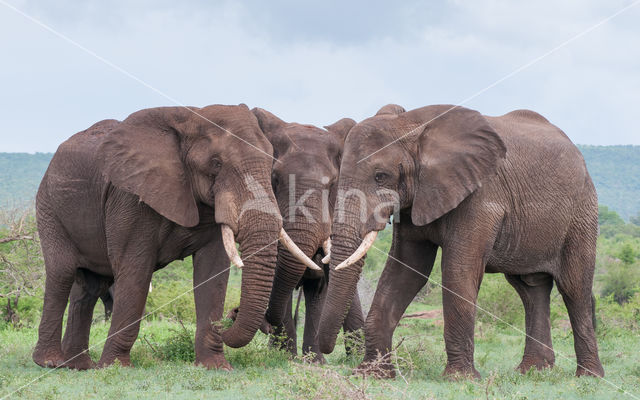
[1,0,639,153]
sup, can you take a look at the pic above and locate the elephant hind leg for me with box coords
[61,269,112,370]
[505,273,554,373]
[33,220,81,369]
[555,212,604,377]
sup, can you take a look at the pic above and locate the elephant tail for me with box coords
[293,289,303,330]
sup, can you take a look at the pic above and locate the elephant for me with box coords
[225,108,365,362]
[318,104,604,379]
[32,104,312,370]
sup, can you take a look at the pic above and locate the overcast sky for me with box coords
[1,0,639,153]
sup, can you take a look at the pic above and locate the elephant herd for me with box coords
[32,103,604,380]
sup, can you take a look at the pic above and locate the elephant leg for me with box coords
[32,222,80,369]
[270,292,297,356]
[555,226,604,377]
[61,269,112,370]
[100,287,114,320]
[342,289,364,356]
[356,235,438,379]
[193,234,232,370]
[301,278,326,363]
[97,265,153,367]
[440,246,490,379]
[505,273,554,373]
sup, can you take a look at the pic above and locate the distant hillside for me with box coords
[1,146,639,219]
[578,145,640,220]
[0,153,52,208]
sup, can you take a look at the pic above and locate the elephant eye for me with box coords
[374,172,388,184]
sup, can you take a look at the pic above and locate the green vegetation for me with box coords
[1,206,640,399]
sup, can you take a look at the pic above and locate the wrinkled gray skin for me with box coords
[319,104,604,379]
[33,104,281,370]
[254,108,364,362]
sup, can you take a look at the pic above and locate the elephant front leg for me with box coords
[342,289,364,356]
[270,293,297,356]
[505,273,554,373]
[97,266,153,367]
[440,247,487,380]
[356,236,438,379]
[301,278,326,363]
[193,237,232,370]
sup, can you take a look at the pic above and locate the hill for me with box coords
[578,145,640,220]
[1,145,639,219]
[0,153,52,208]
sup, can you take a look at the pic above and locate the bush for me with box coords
[476,274,524,328]
[599,261,640,304]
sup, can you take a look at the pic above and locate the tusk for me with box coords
[221,224,244,268]
[321,238,331,264]
[334,231,378,271]
[279,228,322,271]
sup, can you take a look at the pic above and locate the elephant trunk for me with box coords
[266,191,327,326]
[219,164,282,348]
[266,224,322,326]
[221,209,280,348]
[319,204,366,354]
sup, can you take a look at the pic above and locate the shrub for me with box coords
[476,274,524,328]
[600,261,640,304]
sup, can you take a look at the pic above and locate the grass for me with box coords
[2,233,640,399]
[2,291,640,399]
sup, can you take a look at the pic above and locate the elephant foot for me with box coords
[576,363,604,378]
[195,354,233,371]
[97,354,132,368]
[353,359,395,379]
[443,364,481,380]
[517,354,554,374]
[302,350,326,364]
[63,351,96,370]
[33,345,66,368]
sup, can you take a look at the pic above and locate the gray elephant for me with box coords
[318,104,604,379]
[32,104,310,370]
[225,108,365,362]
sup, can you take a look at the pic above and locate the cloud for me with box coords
[0,0,638,152]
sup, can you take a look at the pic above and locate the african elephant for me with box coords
[32,104,310,370]
[318,104,604,379]
[225,108,365,362]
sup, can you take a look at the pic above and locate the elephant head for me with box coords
[99,104,283,348]
[319,104,506,353]
[251,107,355,326]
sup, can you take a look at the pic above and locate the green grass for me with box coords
[2,280,640,399]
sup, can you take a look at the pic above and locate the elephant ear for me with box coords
[99,122,199,227]
[375,104,406,116]
[411,106,506,226]
[324,118,356,145]
[251,107,287,140]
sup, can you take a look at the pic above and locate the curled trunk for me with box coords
[221,209,280,348]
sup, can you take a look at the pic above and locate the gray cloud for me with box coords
[1,0,638,152]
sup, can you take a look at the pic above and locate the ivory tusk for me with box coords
[334,231,378,271]
[321,238,331,264]
[221,224,244,268]
[279,228,323,271]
